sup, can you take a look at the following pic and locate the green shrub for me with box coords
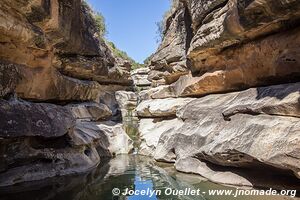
[82,0,143,70]
[106,41,145,70]
[156,0,178,42]
[94,12,107,37]
[143,53,154,65]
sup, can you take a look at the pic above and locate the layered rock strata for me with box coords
[147,0,300,97]
[0,0,133,186]
[137,0,300,189]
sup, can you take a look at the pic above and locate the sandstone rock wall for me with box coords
[136,0,300,189]
[147,0,300,96]
[0,0,133,186]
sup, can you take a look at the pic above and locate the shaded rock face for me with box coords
[0,61,20,98]
[148,0,300,96]
[153,83,300,185]
[0,0,132,101]
[0,99,75,138]
[0,98,133,187]
[0,0,134,186]
[66,102,112,121]
[0,99,99,186]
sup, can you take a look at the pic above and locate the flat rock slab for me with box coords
[66,102,112,121]
[154,82,300,181]
[139,118,183,157]
[0,99,75,138]
[137,98,195,118]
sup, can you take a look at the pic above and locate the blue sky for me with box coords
[86,0,170,63]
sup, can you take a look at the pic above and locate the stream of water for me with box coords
[0,155,297,200]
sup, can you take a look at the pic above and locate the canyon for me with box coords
[0,0,300,196]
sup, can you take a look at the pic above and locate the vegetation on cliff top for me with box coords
[83,0,144,70]
[105,41,144,69]
[156,0,177,42]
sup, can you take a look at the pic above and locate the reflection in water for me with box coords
[0,155,298,200]
[128,174,157,200]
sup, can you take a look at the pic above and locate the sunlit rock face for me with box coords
[147,0,300,96]
[131,68,151,89]
[153,83,300,185]
[141,0,300,187]
[147,1,191,86]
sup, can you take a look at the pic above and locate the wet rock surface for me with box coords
[0,155,299,200]
[0,99,133,187]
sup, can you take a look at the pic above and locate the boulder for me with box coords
[131,68,151,87]
[0,99,75,138]
[115,91,138,122]
[97,85,132,121]
[115,91,138,109]
[96,123,134,155]
[0,100,102,186]
[72,121,133,157]
[154,83,300,181]
[138,85,176,100]
[137,98,194,118]
[139,118,183,157]
[66,102,112,121]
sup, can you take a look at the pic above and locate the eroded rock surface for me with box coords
[140,1,300,188]
[147,0,300,97]
[67,102,112,121]
[0,99,133,187]
[153,83,300,184]
[0,0,134,186]
[0,0,132,102]
[0,99,75,138]
[131,68,151,89]
[139,118,183,157]
[137,98,194,118]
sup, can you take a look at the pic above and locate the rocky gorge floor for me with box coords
[0,0,299,197]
